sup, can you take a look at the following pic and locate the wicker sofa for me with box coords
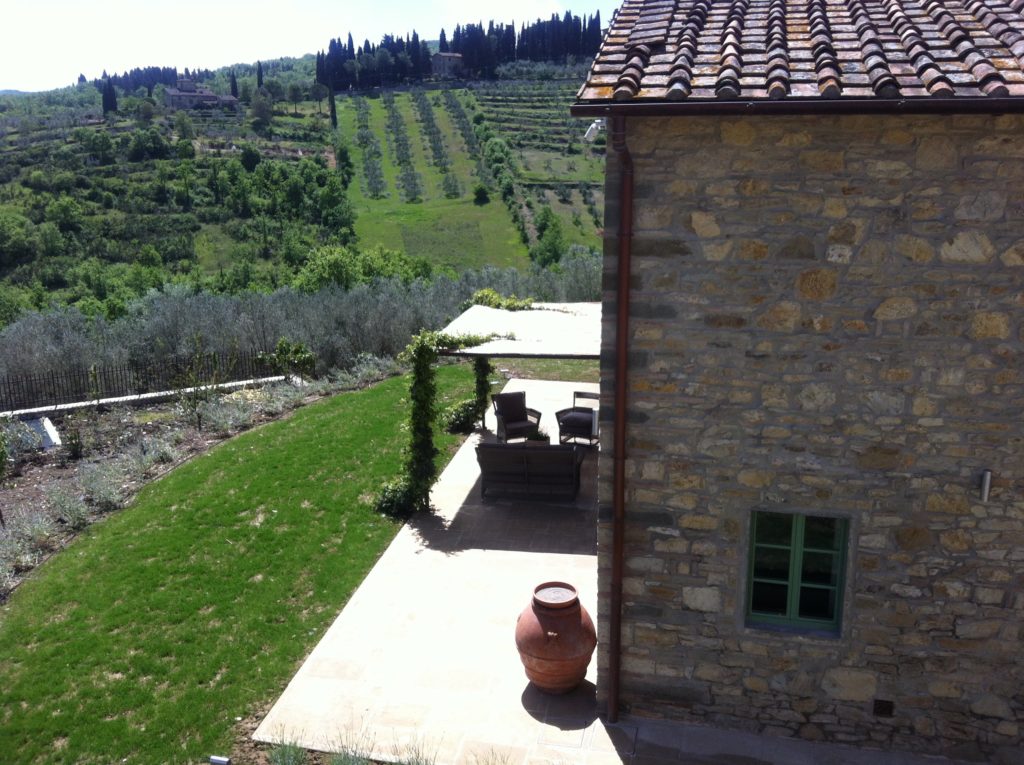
[475,442,585,499]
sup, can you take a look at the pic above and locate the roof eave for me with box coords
[571,97,1024,118]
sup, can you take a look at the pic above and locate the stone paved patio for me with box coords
[254,379,972,765]
[254,379,609,762]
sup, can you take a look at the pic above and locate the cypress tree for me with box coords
[328,89,337,129]
[410,30,422,78]
[438,29,449,53]
[229,70,238,98]
[102,79,118,113]
[587,12,603,54]
[256,61,264,89]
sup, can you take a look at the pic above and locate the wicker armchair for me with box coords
[492,391,542,443]
[556,391,600,446]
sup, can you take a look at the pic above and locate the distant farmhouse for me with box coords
[164,79,238,111]
[431,52,464,79]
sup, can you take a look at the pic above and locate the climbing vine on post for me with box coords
[404,331,440,511]
[375,331,497,518]
[473,357,493,427]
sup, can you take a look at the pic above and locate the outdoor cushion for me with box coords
[556,391,599,446]
[493,392,527,422]
[492,392,541,443]
[559,410,592,430]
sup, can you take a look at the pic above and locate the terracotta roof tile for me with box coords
[577,0,1024,107]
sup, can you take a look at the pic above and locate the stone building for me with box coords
[164,79,238,111]
[431,52,464,79]
[573,0,1023,761]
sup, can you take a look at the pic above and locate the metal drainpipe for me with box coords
[607,114,633,725]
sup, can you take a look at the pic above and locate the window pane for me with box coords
[804,516,842,550]
[801,551,839,586]
[799,586,836,621]
[755,512,792,546]
[751,581,788,615]
[753,547,790,581]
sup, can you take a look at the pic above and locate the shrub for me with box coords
[60,410,92,462]
[465,288,533,311]
[79,463,124,513]
[197,396,255,435]
[269,743,308,765]
[253,383,308,416]
[16,513,57,553]
[441,399,478,434]
[329,353,399,391]
[373,476,418,518]
[0,533,34,574]
[473,183,490,205]
[329,751,372,765]
[259,337,317,378]
[0,419,42,473]
[62,426,86,462]
[47,487,90,531]
[126,437,179,476]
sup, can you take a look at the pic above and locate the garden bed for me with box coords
[0,359,400,602]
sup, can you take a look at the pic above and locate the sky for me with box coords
[1,1,622,92]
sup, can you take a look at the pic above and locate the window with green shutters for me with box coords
[747,511,848,633]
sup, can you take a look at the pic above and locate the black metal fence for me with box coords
[0,351,275,413]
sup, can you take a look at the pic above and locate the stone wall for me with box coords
[597,113,1023,762]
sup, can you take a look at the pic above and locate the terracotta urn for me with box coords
[515,581,597,694]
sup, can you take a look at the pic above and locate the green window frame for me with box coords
[746,511,848,633]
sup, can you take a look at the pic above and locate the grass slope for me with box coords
[341,93,528,271]
[0,366,474,765]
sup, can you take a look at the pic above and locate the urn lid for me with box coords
[533,581,579,609]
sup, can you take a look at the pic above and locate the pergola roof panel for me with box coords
[440,303,601,359]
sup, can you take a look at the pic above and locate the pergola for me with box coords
[438,302,600,359]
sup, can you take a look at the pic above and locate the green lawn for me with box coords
[495,357,599,383]
[0,366,474,765]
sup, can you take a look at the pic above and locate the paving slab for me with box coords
[255,379,972,765]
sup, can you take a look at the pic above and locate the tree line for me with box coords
[445,12,604,78]
[83,66,213,98]
[316,9,603,89]
[77,9,604,108]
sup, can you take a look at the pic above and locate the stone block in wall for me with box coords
[821,669,877,702]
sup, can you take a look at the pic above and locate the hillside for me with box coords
[341,83,603,271]
[0,69,603,326]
